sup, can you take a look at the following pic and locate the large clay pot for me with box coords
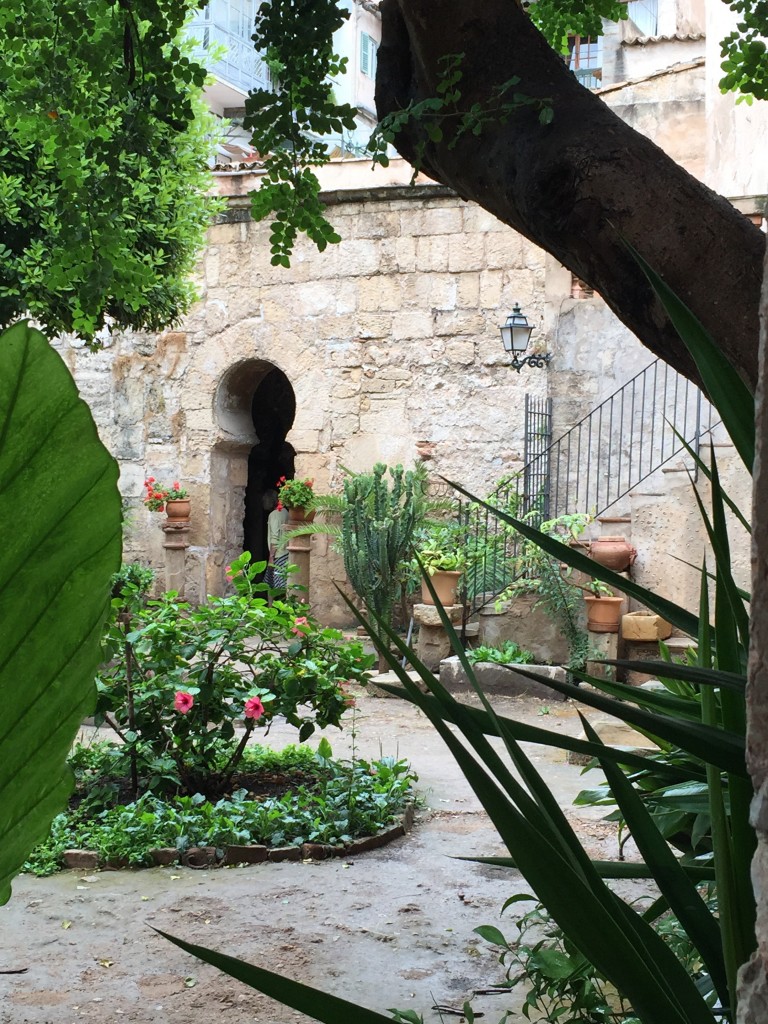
[287,506,316,524]
[421,570,463,607]
[584,595,624,633]
[165,499,191,524]
[588,536,637,572]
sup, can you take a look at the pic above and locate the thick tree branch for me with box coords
[376,0,765,392]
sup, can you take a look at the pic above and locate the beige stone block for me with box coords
[331,414,360,438]
[336,239,381,276]
[392,310,434,340]
[479,269,504,308]
[347,210,400,239]
[332,381,361,400]
[378,367,413,381]
[415,236,449,272]
[316,314,358,339]
[485,233,523,269]
[293,281,338,316]
[357,314,393,339]
[448,234,485,272]
[462,205,506,233]
[394,236,417,272]
[433,309,485,336]
[418,206,464,235]
[456,273,480,309]
[445,340,476,365]
[358,275,402,312]
[288,429,321,453]
[207,223,237,245]
[326,339,365,365]
[206,248,220,287]
[402,273,456,310]
[335,280,358,314]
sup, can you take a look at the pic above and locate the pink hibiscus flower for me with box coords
[174,691,194,714]
[244,696,265,721]
[291,616,310,636]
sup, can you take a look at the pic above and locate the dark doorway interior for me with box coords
[243,368,296,565]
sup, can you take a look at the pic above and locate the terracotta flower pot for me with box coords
[165,499,191,523]
[584,595,624,633]
[421,570,463,607]
[588,536,637,572]
[286,506,315,524]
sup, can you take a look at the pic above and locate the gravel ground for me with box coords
[0,690,623,1024]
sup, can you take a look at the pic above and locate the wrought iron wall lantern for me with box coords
[499,304,552,372]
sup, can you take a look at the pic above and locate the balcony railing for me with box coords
[187,4,273,96]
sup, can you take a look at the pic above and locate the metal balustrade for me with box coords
[458,359,718,610]
[187,0,273,96]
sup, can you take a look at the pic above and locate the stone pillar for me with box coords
[413,602,463,670]
[739,244,768,1020]
[287,534,311,603]
[161,522,191,597]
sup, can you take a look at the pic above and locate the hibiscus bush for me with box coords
[95,552,374,797]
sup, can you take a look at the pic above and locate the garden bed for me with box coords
[25,741,417,876]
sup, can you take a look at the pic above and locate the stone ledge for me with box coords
[439,656,567,700]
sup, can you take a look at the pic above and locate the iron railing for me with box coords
[459,358,717,609]
[187,0,273,96]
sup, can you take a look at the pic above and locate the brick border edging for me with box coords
[61,802,416,872]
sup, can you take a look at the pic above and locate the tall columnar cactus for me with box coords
[341,464,421,659]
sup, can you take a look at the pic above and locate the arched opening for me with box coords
[212,360,296,577]
[243,368,296,564]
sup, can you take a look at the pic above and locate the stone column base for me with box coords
[413,602,464,671]
[161,523,191,597]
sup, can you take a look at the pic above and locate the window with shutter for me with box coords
[360,31,377,79]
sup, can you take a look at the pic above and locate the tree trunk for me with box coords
[376,0,765,393]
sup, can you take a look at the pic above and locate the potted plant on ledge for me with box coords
[418,527,467,607]
[573,577,623,633]
[143,478,190,523]
[276,476,315,523]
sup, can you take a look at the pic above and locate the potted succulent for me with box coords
[276,476,315,523]
[418,527,467,606]
[143,478,190,523]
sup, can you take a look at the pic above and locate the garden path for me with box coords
[1,690,622,1024]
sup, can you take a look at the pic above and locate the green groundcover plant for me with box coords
[24,740,415,874]
[465,641,536,667]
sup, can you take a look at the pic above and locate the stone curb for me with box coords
[59,802,416,872]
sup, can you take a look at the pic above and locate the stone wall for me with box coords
[59,162,752,623]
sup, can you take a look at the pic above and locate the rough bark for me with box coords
[740,223,768,1022]
[376,0,765,392]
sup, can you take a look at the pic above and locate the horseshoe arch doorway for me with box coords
[212,360,296,579]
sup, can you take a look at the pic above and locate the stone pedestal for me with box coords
[585,631,619,681]
[287,534,311,603]
[413,602,463,670]
[161,522,191,596]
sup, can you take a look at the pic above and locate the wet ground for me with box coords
[0,690,623,1024]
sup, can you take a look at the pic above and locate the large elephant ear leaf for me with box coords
[0,321,121,905]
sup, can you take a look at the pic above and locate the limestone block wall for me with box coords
[59,174,752,623]
[60,184,557,614]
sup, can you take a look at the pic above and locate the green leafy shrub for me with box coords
[96,552,375,797]
[474,897,714,1023]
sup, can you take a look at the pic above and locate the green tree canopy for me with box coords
[0,0,219,343]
